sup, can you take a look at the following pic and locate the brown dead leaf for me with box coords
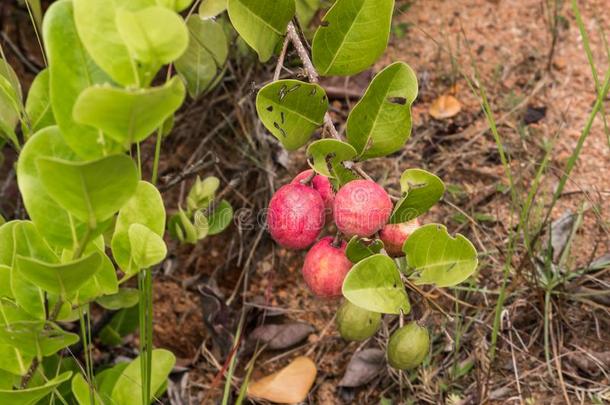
[429,94,461,119]
[247,356,317,404]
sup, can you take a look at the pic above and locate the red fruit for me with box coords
[267,184,325,249]
[333,180,392,238]
[291,169,334,215]
[302,237,352,297]
[380,219,420,257]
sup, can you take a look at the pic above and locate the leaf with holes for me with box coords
[403,224,478,287]
[227,0,295,62]
[342,254,410,315]
[306,139,358,185]
[312,0,394,76]
[345,236,384,263]
[347,62,418,159]
[176,16,228,98]
[73,77,185,148]
[23,69,55,137]
[36,154,139,229]
[256,80,328,150]
[390,169,445,223]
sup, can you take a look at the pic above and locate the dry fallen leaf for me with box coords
[429,94,461,119]
[338,349,385,388]
[249,322,315,350]
[247,356,317,404]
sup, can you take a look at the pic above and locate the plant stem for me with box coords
[151,128,163,186]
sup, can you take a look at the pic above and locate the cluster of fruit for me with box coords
[267,170,429,369]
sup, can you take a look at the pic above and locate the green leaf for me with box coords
[0,59,22,145]
[256,80,328,150]
[390,169,445,223]
[15,252,102,297]
[207,200,233,235]
[73,77,186,148]
[346,62,418,159]
[193,210,210,240]
[116,6,189,68]
[227,0,295,62]
[312,0,394,76]
[0,321,79,357]
[72,374,103,405]
[96,362,129,400]
[71,238,119,304]
[22,69,54,137]
[111,349,176,404]
[342,254,410,315]
[96,288,139,310]
[99,306,139,346]
[296,0,321,28]
[345,236,384,263]
[0,265,11,298]
[0,371,72,404]
[168,208,199,244]
[156,0,193,12]
[0,342,33,376]
[306,139,358,184]
[44,0,122,158]
[36,154,139,228]
[128,224,167,269]
[199,0,226,18]
[403,224,478,287]
[73,0,155,87]
[175,16,228,98]
[112,181,166,272]
[16,127,88,248]
[186,176,219,213]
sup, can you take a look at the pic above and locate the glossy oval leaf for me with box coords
[390,169,445,223]
[44,0,121,158]
[306,139,358,184]
[112,181,166,272]
[0,371,72,404]
[22,69,55,138]
[128,223,167,270]
[345,236,384,263]
[342,254,410,315]
[111,349,176,405]
[73,0,155,87]
[175,16,228,98]
[73,77,186,147]
[346,62,418,159]
[256,80,328,150]
[16,127,87,248]
[15,252,102,296]
[36,154,139,228]
[116,6,189,66]
[199,0,226,18]
[207,200,233,235]
[312,0,394,76]
[227,0,294,62]
[404,224,478,287]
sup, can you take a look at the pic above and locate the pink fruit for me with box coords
[333,180,393,238]
[291,169,334,216]
[267,184,325,249]
[302,236,352,297]
[380,219,420,257]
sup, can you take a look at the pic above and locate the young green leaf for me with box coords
[116,6,189,67]
[128,223,167,269]
[73,248,119,305]
[112,181,166,272]
[16,127,88,248]
[15,252,102,297]
[156,0,193,12]
[346,62,418,159]
[342,254,410,314]
[73,0,154,87]
[0,321,79,357]
[199,0,226,18]
[44,0,122,159]
[227,0,295,62]
[168,208,199,244]
[256,80,328,150]
[22,69,55,137]
[207,200,234,235]
[36,154,139,229]
[312,0,394,76]
[0,371,72,404]
[73,77,186,147]
[111,349,176,404]
[390,169,445,223]
[175,16,228,98]
[96,288,139,311]
[72,373,104,405]
[186,176,220,213]
[306,139,358,184]
[403,224,478,287]
[345,236,384,263]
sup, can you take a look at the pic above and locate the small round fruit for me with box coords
[387,322,430,370]
[302,236,351,297]
[379,218,420,257]
[267,184,325,249]
[336,300,381,341]
[291,169,334,215]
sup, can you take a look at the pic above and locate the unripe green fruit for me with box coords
[387,322,429,370]
[336,300,381,341]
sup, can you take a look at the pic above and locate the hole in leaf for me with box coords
[320,21,329,27]
[278,85,288,102]
[267,106,273,112]
[393,283,397,288]
[280,111,285,124]
[287,84,301,94]
[310,87,317,96]
[388,97,407,105]
[273,122,287,138]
